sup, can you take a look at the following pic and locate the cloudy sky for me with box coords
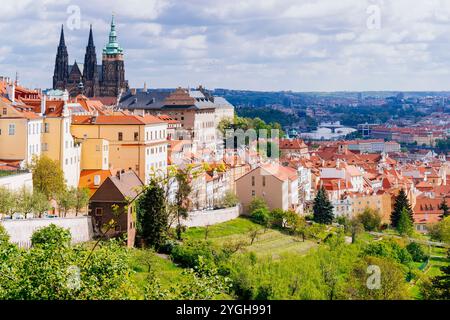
[2,0,450,91]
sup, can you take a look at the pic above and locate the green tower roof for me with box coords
[103,14,123,55]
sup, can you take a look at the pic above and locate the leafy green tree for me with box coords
[357,207,382,231]
[420,250,450,300]
[0,225,9,244]
[406,242,429,262]
[390,189,413,228]
[32,191,51,218]
[0,187,16,215]
[427,216,450,244]
[251,208,271,227]
[269,208,286,228]
[349,217,364,244]
[344,256,410,300]
[17,187,34,216]
[74,188,90,216]
[29,155,66,199]
[221,191,239,208]
[248,197,268,215]
[56,188,77,217]
[397,207,414,236]
[313,187,334,225]
[31,224,71,248]
[136,180,168,249]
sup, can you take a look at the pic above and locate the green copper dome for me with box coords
[103,14,123,55]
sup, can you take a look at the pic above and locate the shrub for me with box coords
[251,208,270,226]
[269,209,286,228]
[221,191,239,208]
[406,242,429,262]
[248,197,268,215]
[31,224,71,248]
[357,208,382,231]
[171,240,225,269]
[363,240,412,265]
[0,225,10,244]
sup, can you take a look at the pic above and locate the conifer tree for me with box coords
[136,180,167,249]
[439,197,449,219]
[397,207,413,236]
[390,189,413,228]
[313,186,334,225]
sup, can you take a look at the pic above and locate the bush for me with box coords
[31,224,71,248]
[248,197,268,215]
[221,191,239,208]
[406,242,429,262]
[0,225,10,244]
[269,209,286,228]
[363,240,412,265]
[251,208,270,226]
[170,240,226,269]
[357,208,382,231]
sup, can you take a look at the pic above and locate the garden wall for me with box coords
[182,205,242,227]
[1,216,94,248]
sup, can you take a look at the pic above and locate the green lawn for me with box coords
[183,217,318,258]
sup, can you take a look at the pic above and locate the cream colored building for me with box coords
[71,113,168,184]
[236,164,299,214]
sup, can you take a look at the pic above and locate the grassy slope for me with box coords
[183,217,317,258]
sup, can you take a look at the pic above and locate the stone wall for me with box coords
[182,205,241,228]
[1,216,94,248]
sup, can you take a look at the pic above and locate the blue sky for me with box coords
[2,0,450,91]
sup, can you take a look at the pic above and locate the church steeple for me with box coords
[83,24,99,96]
[103,14,123,55]
[53,24,69,90]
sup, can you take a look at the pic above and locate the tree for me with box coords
[439,197,449,219]
[390,189,413,228]
[136,179,168,249]
[251,208,271,230]
[248,197,268,215]
[16,187,34,216]
[344,256,410,300]
[313,187,334,225]
[349,217,364,244]
[269,208,286,228]
[29,155,66,199]
[427,216,450,244]
[420,250,450,300]
[56,188,77,217]
[0,224,10,244]
[221,191,239,208]
[406,242,429,262]
[248,227,260,245]
[74,188,90,216]
[397,207,413,236]
[32,191,51,218]
[357,207,382,231]
[0,187,16,216]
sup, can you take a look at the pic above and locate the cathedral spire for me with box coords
[88,24,94,47]
[103,14,123,55]
[53,24,69,90]
[59,24,66,47]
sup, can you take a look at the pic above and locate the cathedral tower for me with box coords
[100,15,128,97]
[83,25,100,97]
[53,25,69,90]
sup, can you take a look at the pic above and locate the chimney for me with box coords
[131,88,137,95]
[116,170,121,180]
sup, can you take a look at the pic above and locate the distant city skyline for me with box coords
[3,0,450,92]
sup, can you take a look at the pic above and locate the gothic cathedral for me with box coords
[52,15,129,98]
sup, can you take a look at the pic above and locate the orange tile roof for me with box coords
[72,114,165,125]
[79,169,112,196]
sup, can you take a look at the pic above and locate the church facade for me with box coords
[52,15,129,98]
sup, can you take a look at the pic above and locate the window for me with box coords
[118,132,123,141]
[2,108,6,115]
[252,176,255,187]
[95,208,103,216]
[8,124,15,136]
[252,190,256,196]
[134,132,139,141]
[262,176,266,187]
[44,123,49,133]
